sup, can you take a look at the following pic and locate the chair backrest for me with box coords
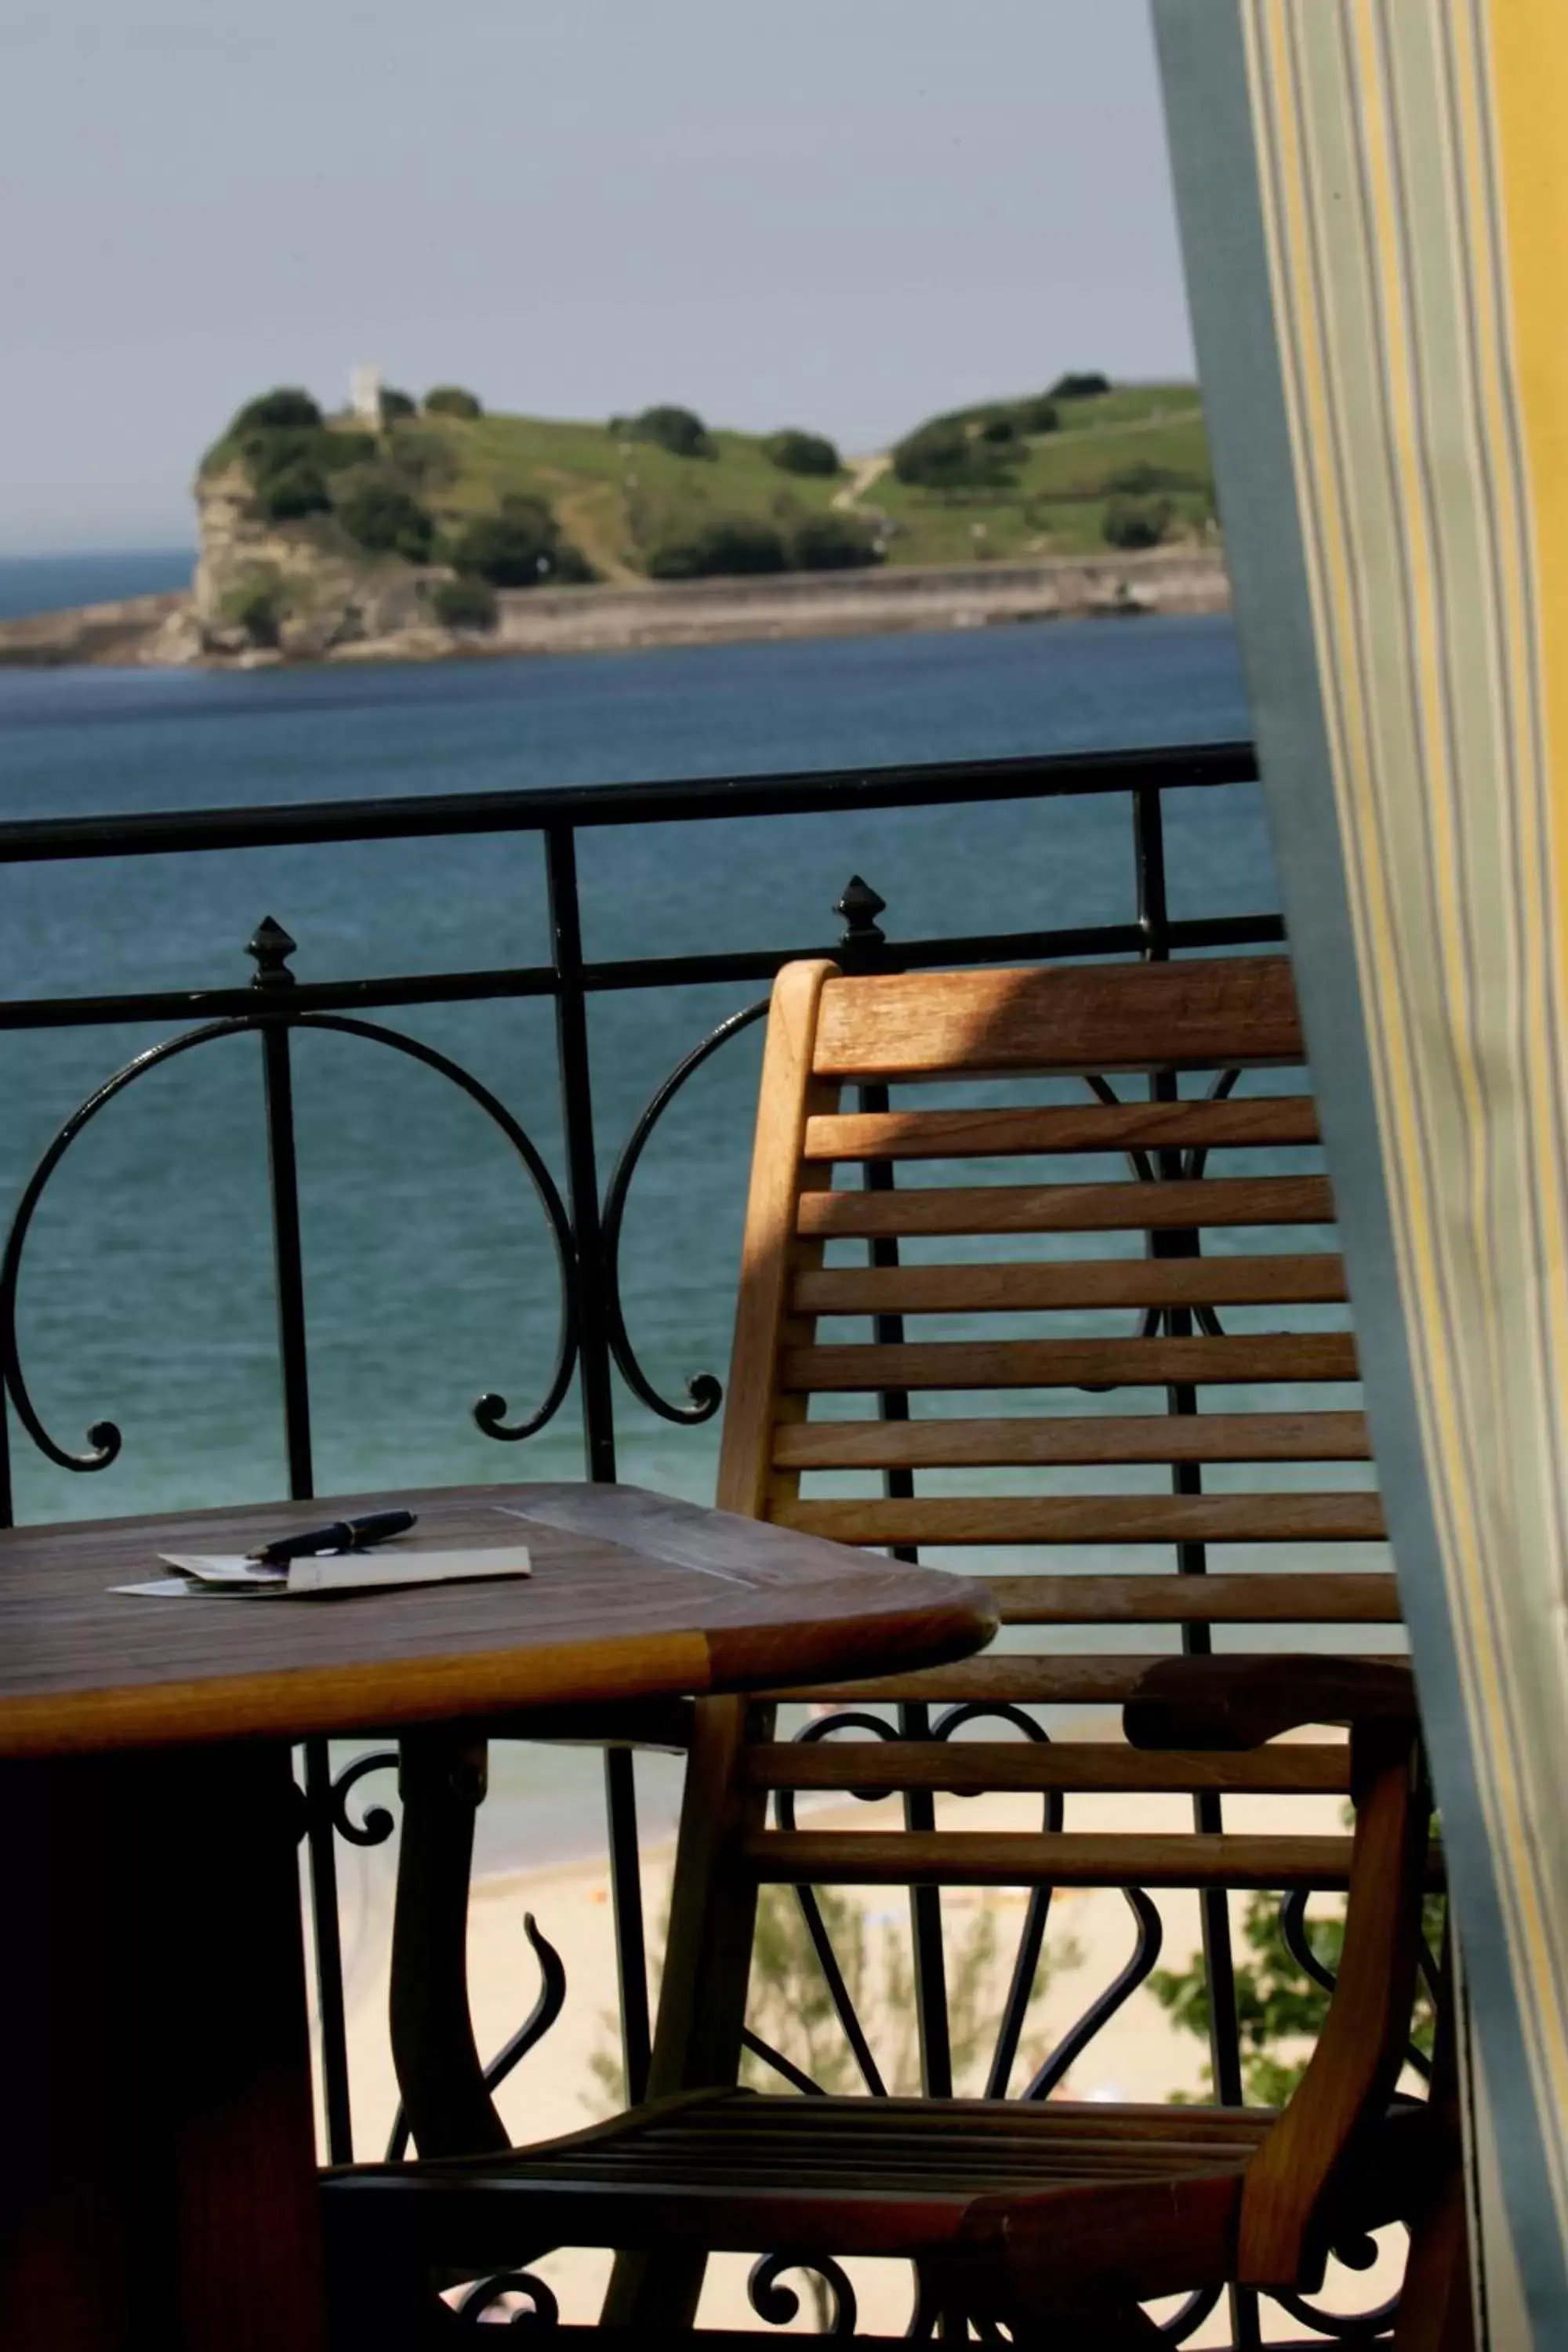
[679,952,1414,2107]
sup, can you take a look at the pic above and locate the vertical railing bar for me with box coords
[251,929,358,2170]
[258,1016,315,1505]
[859,1076,953,2105]
[545,825,619,1489]
[545,822,652,2107]
[1136,786,1258,2349]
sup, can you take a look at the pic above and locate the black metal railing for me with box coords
[0,736,1370,2343]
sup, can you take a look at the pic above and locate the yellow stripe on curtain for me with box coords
[1238,0,1568,2252]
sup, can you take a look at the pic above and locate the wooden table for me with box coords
[0,1481,995,2352]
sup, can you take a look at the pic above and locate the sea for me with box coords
[0,550,1297,1934]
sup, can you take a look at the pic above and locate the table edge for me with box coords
[0,1591,996,1759]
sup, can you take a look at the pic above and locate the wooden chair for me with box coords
[323,954,1467,2347]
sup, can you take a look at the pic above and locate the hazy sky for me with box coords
[3,2,1192,553]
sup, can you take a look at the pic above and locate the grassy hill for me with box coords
[201,380,1214,596]
[407,383,1211,575]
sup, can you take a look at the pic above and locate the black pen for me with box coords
[248,1510,417,1567]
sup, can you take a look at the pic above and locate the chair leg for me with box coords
[598,1700,769,2329]
[1396,1927,1476,2352]
[1395,2158,1475,2352]
[597,2244,712,2332]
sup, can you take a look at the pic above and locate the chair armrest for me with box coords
[1124,1655,1417,1753]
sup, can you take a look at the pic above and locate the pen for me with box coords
[248,1509,417,1566]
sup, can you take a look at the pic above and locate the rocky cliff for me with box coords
[187,462,452,663]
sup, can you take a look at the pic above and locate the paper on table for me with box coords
[113,1546,532,1599]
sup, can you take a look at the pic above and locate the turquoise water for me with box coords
[0,598,1283,1870]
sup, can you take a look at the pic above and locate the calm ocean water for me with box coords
[1,560,1301,1886]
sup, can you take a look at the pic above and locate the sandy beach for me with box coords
[329,1769,1408,2337]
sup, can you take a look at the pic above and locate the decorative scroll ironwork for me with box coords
[1271,2241,1403,2344]
[1021,1886,1166,2103]
[930,1701,1062,2101]
[601,996,768,1425]
[327,1749,400,1848]
[748,2251,858,2336]
[773,1712,902,2099]
[454,2269,561,2328]
[0,953,579,1472]
[387,1912,567,2162]
[1280,1888,1436,2089]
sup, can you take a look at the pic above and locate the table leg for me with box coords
[0,1740,326,2352]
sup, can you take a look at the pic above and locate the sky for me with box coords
[2,1,1194,554]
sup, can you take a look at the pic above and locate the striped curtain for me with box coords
[1152,5,1568,2343]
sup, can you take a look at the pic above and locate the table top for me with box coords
[0,1483,996,1759]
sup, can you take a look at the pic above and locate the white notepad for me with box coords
[114,1546,532,1599]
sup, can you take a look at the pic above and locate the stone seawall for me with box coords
[0,546,1228,670]
[484,547,1228,656]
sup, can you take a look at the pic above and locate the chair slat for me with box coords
[811,956,1305,1079]
[987,1572,1401,1623]
[803,1097,1323,1162]
[769,1650,1396,1704]
[781,1333,1359,1392]
[777,1494,1385,1546]
[774,1410,1371,1471]
[744,1829,1367,1889]
[798,1175,1334,1239]
[794,1254,1349,1316]
[771,1656,1181,1704]
[746,1740,1353,1795]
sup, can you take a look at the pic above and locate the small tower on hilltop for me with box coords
[350,363,384,427]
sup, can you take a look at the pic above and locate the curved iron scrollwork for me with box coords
[748,2251,858,2337]
[327,1748,401,1847]
[931,1701,1062,2101]
[774,1711,904,2099]
[1271,2238,1403,2345]
[454,2269,561,2328]
[1020,1885,1165,2103]
[386,1912,566,2162]
[769,1702,1167,2114]
[601,996,769,1425]
[1279,1888,1436,2088]
[0,987,579,1472]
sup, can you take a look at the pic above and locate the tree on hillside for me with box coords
[1103,494,1174,550]
[627,405,716,460]
[645,515,786,578]
[430,575,499,631]
[253,462,332,523]
[1104,460,1204,496]
[379,388,418,422]
[230,387,324,434]
[893,419,1017,492]
[336,480,434,562]
[1048,370,1112,399]
[449,494,592,586]
[764,428,841,477]
[789,511,883,571]
[424,387,484,419]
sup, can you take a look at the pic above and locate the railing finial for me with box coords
[247,916,298,990]
[834,874,887,956]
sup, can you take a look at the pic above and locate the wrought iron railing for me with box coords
[0,736,1401,2342]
